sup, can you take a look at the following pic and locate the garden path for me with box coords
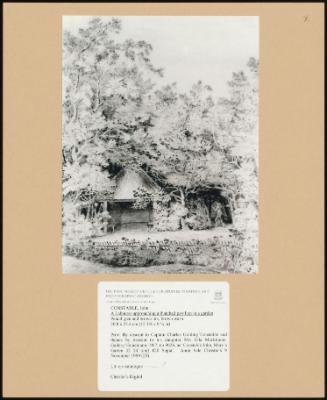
[92,227,232,243]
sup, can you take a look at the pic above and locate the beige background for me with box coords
[3,3,324,398]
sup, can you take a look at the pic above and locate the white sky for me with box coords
[63,16,259,98]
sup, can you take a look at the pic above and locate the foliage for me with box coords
[185,199,212,230]
[62,17,259,271]
[147,82,227,195]
[62,17,162,203]
[217,57,259,271]
[151,201,184,232]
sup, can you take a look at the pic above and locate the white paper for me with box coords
[98,281,229,391]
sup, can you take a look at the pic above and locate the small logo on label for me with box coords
[214,290,223,301]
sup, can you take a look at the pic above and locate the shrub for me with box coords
[63,233,246,271]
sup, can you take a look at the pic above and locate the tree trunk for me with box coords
[180,190,185,207]
[181,218,188,230]
[86,204,92,220]
[179,189,190,230]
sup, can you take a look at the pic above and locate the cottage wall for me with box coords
[109,202,153,232]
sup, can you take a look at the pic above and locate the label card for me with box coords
[98,281,229,391]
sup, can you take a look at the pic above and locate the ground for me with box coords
[62,227,235,274]
[93,227,231,242]
[62,255,226,274]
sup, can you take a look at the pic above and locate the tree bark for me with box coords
[179,189,190,230]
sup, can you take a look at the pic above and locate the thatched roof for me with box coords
[112,168,160,201]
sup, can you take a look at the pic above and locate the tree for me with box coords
[141,81,234,228]
[62,17,163,217]
[217,57,259,271]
